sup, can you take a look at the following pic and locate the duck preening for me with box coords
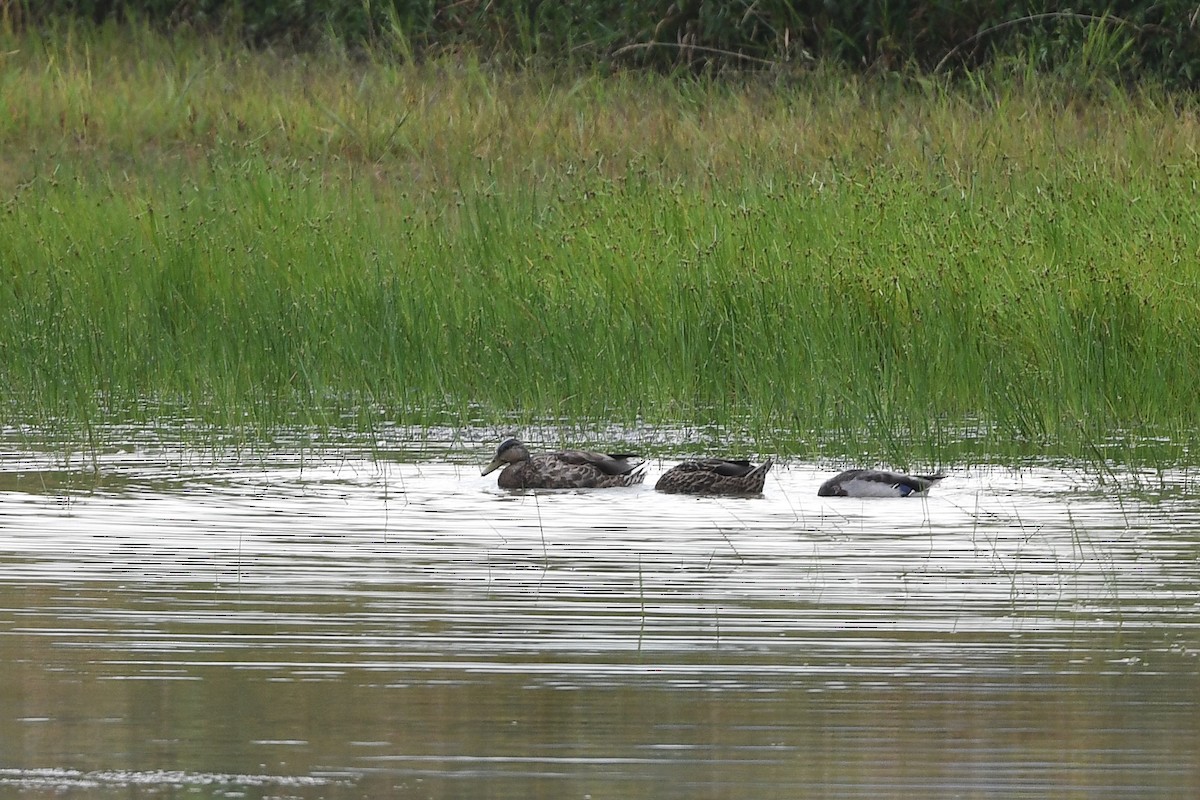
[817,469,945,498]
[655,458,773,495]
[482,438,647,489]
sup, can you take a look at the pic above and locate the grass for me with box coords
[3,23,1200,465]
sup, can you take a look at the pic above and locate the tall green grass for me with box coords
[3,25,1200,463]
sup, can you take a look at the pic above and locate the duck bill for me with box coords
[481,457,504,476]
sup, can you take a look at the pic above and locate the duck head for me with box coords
[482,438,530,475]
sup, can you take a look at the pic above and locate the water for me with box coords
[1,435,1198,798]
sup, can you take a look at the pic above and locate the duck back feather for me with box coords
[817,469,945,498]
[656,458,773,495]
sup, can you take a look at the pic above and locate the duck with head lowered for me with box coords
[817,469,946,498]
[655,458,773,495]
[482,438,647,489]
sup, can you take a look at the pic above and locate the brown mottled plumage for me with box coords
[482,438,646,489]
[655,458,773,495]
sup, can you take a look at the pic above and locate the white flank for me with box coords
[842,477,917,498]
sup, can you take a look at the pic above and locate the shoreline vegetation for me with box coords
[2,22,1200,467]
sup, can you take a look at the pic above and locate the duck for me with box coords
[817,469,946,498]
[655,458,773,495]
[482,438,647,489]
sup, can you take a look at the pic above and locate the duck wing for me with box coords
[696,458,757,477]
[550,449,643,476]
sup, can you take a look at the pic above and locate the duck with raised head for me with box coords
[482,438,646,489]
[817,469,946,498]
[655,458,773,495]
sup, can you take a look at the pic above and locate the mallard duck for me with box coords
[817,469,946,498]
[655,458,773,495]
[482,438,646,489]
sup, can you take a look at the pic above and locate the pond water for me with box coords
[1,434,1198,798]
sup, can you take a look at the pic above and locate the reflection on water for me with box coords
[1,435,1198,798]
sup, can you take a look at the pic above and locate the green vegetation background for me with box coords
[11,2,1200,88]
[2,6,1199,465]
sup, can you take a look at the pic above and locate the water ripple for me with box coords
[1,443,1198,797]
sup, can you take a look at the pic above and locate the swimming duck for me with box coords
[817,469,946,498]
[655,458,773,495]
[482,438,647,489]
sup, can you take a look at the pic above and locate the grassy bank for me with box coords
[2,26,1200,463]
